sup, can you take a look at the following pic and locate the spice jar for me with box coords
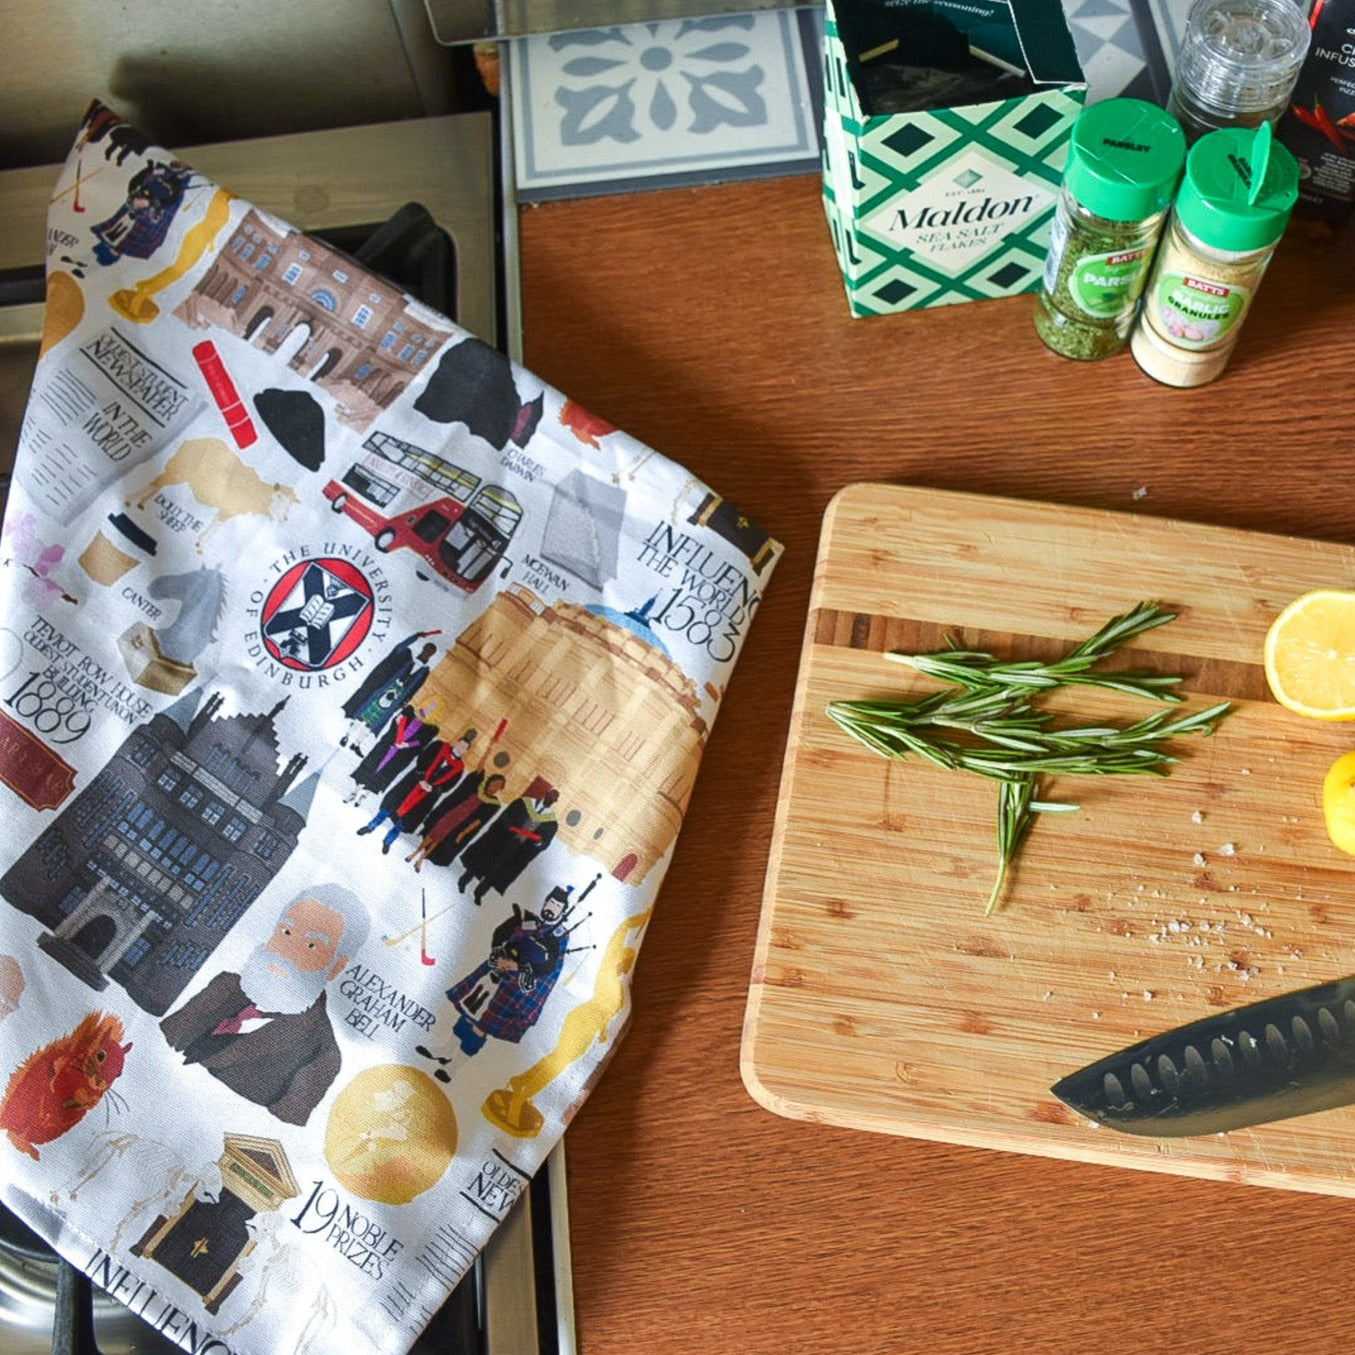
[1166,0,1311,143]
[1131,121,1298,388]
[1034,99,1186,361]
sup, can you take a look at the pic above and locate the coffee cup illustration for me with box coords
[79,513,156,584]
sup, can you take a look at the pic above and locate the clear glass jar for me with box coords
[1166,0,1312,142]
[1036,186,1173,359]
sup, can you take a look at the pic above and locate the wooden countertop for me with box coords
[518,174,1355,1355]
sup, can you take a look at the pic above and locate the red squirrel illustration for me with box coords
[0,1012,132,1159]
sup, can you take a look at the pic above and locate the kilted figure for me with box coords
[416,887,571,1082]
[91,160,195,265]
[339,629,440,754]
[342,702,438,808]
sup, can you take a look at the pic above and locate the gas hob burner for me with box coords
[0,1200,183,1355]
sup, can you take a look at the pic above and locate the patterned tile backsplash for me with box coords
[508,1,1193,201]
[509,11,821,199]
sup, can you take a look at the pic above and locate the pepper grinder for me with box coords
[1166,0,1312,143]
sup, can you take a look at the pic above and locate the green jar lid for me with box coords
[1063,98,1186,222]
[1175,124,1300,252]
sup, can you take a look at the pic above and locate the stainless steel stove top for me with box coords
[0,113,498,458]
[0,110,571,1355]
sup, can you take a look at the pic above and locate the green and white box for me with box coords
[822,0,1087,315]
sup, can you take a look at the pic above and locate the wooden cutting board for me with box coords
[742,483,1355,1196]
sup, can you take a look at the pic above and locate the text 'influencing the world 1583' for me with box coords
[637,522,764,663]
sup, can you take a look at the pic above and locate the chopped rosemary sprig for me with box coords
[990,780,1079,916]
[827,694,1230,780]
[827,602,1231,914]
[888,600,1186,702]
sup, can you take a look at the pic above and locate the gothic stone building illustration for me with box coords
[0,690,315,1016]
[419,584,707,887]
[174,207,455,431]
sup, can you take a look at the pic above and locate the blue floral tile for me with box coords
[1064,0,1188,106]
[1065,0,1148,102]
[505,2,1189,201]
[509,11,822,200]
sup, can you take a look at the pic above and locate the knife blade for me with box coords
[1051,974,1355,1136]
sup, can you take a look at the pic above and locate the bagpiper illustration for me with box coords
[483,899,652,1139]
[416,881,591,1083]
[90,158,196,266]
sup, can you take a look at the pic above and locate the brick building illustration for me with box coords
[418,584,707,887]
[174,208,455,430]
[0,690,315,1016]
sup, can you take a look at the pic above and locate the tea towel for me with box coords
[0,99,781,1355]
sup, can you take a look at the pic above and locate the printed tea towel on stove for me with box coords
[0,100,781,1355]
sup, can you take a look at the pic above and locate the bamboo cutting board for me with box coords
[742,484,1355,1196]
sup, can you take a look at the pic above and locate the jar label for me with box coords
[1150,272,1252,349]
[1068,246,1154,319]
[1041,210,1069,295]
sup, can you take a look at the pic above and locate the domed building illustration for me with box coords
[0,690,315,1016]
[417,584,707,886]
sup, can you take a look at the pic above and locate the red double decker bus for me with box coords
[323,430,522,592]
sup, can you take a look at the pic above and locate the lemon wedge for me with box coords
[1263,590,1355,720]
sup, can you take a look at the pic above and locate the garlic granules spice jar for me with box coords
[1131,121,1298,387]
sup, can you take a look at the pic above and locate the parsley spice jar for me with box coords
[1131,121,1298,388]
[1034,99,1187,361]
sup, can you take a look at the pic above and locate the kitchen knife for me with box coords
[1051,975,1355,1136]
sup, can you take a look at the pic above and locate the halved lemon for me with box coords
[1324,751,1355,855]
[1263,590,1355,720]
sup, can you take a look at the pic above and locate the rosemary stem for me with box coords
[984,858,1009,917]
